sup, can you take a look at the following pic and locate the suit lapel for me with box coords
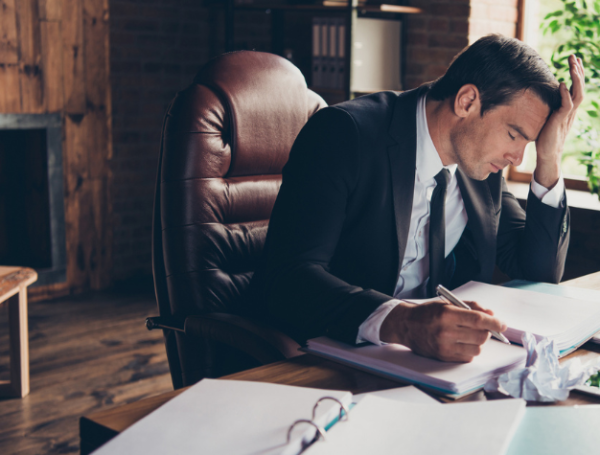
[456,168,498,276]
[386,86,499,286]
[387,88,423,281]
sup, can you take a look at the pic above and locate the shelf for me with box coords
[310,87,345,95]
[224,1,419,102]
[235,3,423,14]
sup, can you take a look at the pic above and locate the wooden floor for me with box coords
[0,286,172,454]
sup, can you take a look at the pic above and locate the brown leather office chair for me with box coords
[150,51,327,389]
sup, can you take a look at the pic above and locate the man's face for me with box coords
[449,89,550,181]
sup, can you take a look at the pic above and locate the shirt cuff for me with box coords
[530,174,565,208]
[356,300,401,345]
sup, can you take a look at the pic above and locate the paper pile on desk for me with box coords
[452,281,600,356]
[305,336,526,398]
[484,332,600,402]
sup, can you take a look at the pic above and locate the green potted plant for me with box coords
[542,0,600,198]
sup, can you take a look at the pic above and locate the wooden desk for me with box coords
[0,266,37,398]
[80,272,600,454]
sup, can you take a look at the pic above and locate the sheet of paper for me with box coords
[505,405,600,455]
[453,281,600,350]
[92,379,352,455]
[503,279,600,301]
[354,385,441,405]
[304,395,526,455]
[503,280,600,344]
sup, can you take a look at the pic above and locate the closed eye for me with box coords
[508,132,516,141]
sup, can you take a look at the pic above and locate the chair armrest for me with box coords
[184,313,303,366]
[146,316,184,332]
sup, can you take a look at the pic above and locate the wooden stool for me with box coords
[0,266,37,398]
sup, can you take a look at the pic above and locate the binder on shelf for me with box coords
[311,17,322,88]
[336,16,346,90]
[320,18,329,88]
[328,17,338,89]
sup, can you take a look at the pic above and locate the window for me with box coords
[510,0,591,191]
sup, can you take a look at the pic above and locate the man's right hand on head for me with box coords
[379,300,507,363]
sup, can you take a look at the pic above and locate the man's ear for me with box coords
[453,84,481,118]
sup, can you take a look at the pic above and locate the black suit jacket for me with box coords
[250,87,570,344]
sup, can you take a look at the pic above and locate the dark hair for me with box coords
[429,34,561,116]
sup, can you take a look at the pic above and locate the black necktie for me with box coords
[428,168,451,297]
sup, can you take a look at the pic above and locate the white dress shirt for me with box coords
[356,94,565,345]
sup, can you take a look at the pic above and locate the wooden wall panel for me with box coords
[62,114,90,291]
[16,0,44,113]
[83,0,112,172]
[38,0,62,21]
[40,21,63,112]
[0,65,21,112]
[83,0,108,112]
[61,0,86,115]
[0,0,19,64]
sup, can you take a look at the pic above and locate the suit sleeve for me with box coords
[495,178,569,283]
[255,107,391,344]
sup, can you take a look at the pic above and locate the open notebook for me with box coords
[305,395,526,455]
[453,281,600,356]
[306,336,526,399]
[92,379,352,455]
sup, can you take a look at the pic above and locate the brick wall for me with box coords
[110,1,216,282]
[403,0,520,89]
[469,0,520,43]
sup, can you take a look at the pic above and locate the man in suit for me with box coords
[250,34,585,362]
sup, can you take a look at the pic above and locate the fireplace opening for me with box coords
[0,129,53,268]
[0,113,66,286]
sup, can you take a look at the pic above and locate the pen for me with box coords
[436,284,511,345]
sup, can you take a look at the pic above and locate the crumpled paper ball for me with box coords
[484,332,600,402]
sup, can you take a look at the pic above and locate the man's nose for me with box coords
[505,146,526,168]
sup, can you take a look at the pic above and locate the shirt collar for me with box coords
[416,94,457,183]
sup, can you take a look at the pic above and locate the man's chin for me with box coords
[458,165,490,181]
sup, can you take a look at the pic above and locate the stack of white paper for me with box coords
[305,336,526,398]
[453,281,600,355]
[502,280,600,344]
[304,395,527,455]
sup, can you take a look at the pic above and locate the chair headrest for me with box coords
[194,51,319,177]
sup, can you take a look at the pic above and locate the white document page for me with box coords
[92,379,352,455]
[453,281,600,350]
[304,395,526,455]
[354,386,441,405]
